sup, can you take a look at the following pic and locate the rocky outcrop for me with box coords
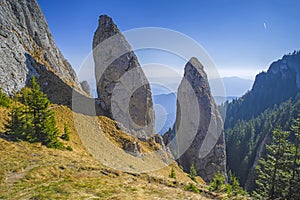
[0,0,82,103]
[93,15,155,138]
[268,51,300,89]
[172,57,226,182]
[80,81,92,96]
[225,52,300,129]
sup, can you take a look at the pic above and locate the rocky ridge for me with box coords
[0,0,83,103]
[225,51,300,129]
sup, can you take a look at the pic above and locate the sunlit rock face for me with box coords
[174,57,226,182]
[0,0,82,102]
[93,15,155,138]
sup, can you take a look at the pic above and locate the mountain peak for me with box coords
[98,15,116,29]
[186,57,204,72]
[93,14,121,46]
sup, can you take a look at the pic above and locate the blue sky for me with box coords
[37,0,300,83]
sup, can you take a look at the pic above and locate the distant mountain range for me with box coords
[209,76,254,98]
[213,96,238,105]
[153,93,176,134]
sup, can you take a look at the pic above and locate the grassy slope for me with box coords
[0,105,224,199]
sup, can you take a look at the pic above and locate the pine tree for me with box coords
[228,171,248,197]
[189,163,197,182]
[254,127,291,199]
[208,173,227,192]
[288,115,300,200]
[6,77,63,149]
[21,77,62,148]
[208,171,248,197]
[6,101,31,140]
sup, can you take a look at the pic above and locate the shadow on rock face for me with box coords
[24,53,104,117]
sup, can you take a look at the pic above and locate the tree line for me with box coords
[254,116,300,199]
[225,94,300,189]
[1,77,70,149]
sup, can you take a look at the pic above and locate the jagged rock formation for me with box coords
[172,57,226,182]
[93,15,155,138]
[0,0,82,103]
[225,51,300,129]
[268,51,300,89]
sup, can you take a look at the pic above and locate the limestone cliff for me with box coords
[173,57,226,182]
[225,51,300,129]
[0,0,82,104]
[93,15,155,138]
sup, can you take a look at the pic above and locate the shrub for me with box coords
[208,172,248,197]
[169,168,176,179]
[65,146,73,151]
[184,183,199,193]
[208,173,227,193]
[0,88,10,107]
[189,163,197,182]
[61,124,70,141]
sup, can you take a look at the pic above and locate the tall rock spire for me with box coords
[174,57,226,182]
[93,15,155,138]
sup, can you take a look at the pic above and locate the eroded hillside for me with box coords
[0,105,229,200]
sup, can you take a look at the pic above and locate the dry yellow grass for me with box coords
[0,105,223,199]
[0,107,8,132]
[98,115,162,154]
